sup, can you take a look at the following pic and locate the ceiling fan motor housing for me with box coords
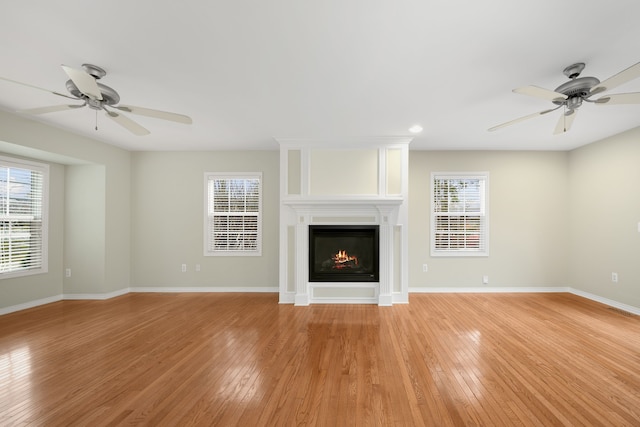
[553,76,600,106]
[65,80,121,109]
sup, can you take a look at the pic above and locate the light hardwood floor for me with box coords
[1,293,639,426]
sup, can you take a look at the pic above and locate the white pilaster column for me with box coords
[378,222,393,306]
[294,220,310,306]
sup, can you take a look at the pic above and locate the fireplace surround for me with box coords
[282,198,403,305]
[278,137,411,305]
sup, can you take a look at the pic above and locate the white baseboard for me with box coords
[130,286,279,293]
[278,292,296,304]
[4,286,638,317]
[393,292,409,304]
[63,287,130,300]
[409,286,570,293]
[0,294,63,316]
[1,287,278,316]
[569,288,640,316]
[309,297,379,305]
[283,292,410,305]
[408,286,640,315]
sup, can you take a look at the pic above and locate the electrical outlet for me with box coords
[482,275,489,285]
[65,268,71,278]
[422,264,428,273]
[612,272,618,283]
[181,264,187,273]
[196,264,201,272]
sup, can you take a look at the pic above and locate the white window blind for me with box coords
[0,157,49,277]
[431,173,488,257]
[205,173,262,256]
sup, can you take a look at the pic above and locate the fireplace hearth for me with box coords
[309,225,379,282]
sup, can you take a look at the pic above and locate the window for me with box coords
[205,173,262,256]
[431,172,488,256]
[0,156,49,277]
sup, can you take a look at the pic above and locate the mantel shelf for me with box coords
[283,197,404,208]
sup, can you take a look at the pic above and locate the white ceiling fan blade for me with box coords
[488,106,560,132]
[513,85,567,102]
[20,104,85,115]
[106,111,150,136]
[595,92,640,105]
[0,76,78,100]
[114,104,192,124]
[61,65,103,100]
[591,61,640,95]
[553,110,578,135]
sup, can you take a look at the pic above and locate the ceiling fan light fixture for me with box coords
[566,96,582,110]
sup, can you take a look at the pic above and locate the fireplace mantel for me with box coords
[278,138,410,305]
[283,198,403,217]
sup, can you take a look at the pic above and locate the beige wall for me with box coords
[63,165,106,294]
[0,110,131,310]
[1,109,639,311]
[409,151,570,288]
[568,127,640,308]
[130,151,279,288]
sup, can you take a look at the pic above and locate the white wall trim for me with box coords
[0,294,63,316]
[307,297,379,304]
[393,292,409,304]
[279,292,296,304]
[63,287,130,300]
[569,288,640,316]
[409,286,640,315]
[410,286,570,293]
[130,286,279,293]
[4,286,638,316]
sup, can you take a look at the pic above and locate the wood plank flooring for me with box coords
[1,293,639,426]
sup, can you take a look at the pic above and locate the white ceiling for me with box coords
[1,0,640,152]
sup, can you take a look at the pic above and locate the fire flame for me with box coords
[332,250,358,268]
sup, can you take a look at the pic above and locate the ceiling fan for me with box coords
[489,61,640,134]
[0,63,192,136]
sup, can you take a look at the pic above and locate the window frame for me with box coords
[0,155,49,279]
[430,171,489,257]
[204,172,262,257]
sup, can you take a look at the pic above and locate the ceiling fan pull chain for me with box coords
[95,109,98,131]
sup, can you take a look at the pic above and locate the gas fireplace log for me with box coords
[321,258,359,271]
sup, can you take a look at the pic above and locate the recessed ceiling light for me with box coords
[409,125,423,134]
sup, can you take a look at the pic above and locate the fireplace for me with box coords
[278,134,410,304]
[308,225,379,282]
